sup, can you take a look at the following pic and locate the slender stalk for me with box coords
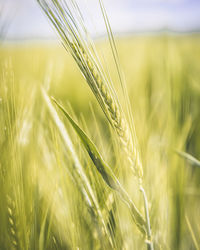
[37,1,154,248]
[140,186,154,250]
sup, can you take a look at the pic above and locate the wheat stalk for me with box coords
[37,0,143,179]
[42,89,115,247]
[37,0,153,248]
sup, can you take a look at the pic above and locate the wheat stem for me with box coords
[140,186,154,250]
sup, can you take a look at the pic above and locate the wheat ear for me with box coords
[7,195,18,249]
[37,0,143,179]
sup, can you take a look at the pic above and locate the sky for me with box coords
[1,0,200,40]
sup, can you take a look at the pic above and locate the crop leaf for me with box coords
[51,97,147,235]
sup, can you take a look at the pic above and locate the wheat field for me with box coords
[0,35,200,249]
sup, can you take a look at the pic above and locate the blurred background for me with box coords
[1,0,200,41]
[0,1,200,250]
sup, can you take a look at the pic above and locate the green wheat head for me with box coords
[37,0,143,179]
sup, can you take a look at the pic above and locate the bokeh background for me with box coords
[1,0,200,40]
[0,1,200,250]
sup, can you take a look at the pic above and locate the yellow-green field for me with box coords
[0,35,200,249]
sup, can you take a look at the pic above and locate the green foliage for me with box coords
[52,97,146,234]
[0,36,200,249]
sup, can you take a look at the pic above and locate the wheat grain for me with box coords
[7,195,18,249]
